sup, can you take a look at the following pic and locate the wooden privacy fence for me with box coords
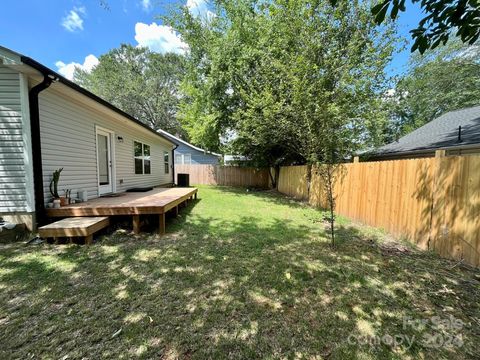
[278,152,480,267]
[175,164,270,188]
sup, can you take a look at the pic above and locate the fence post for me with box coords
[435,149,446,158]
[353,156,360,163]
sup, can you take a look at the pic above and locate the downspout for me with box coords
[29,74,56,226]
[172,143,178,186]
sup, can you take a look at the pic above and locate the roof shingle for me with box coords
[374,105,480,156]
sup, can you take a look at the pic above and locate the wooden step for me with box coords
[38,217,109,245]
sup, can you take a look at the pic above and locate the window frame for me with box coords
[134,141,151,175]
[164,151,170,174]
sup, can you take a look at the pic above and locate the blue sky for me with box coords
[0,0,423,80]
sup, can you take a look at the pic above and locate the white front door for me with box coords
[96,128,114,195]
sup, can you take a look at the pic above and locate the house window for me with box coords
[134,141,151,175]
[175,154,182,164]
[164,151,169,174]
[174,153,192,165]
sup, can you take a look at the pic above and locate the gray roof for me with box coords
[157,129,222,157]
[373,105,480,156]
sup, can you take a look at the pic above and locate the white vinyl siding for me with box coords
[0,66,31,213]
[38,85,173,204]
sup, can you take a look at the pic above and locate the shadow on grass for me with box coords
[208,185,309,209]
[0,187,479,359]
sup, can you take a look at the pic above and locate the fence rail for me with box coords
[175,164,270,188]
[277,153,480,268]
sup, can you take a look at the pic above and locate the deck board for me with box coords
[46,187,198,217]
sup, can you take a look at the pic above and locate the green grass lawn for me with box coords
[1,186,479,359]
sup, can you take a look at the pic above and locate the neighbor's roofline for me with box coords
[157,129,222,157]
[0,45,176,146]
[368,105,480,158]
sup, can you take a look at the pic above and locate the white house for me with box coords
[0,46,177,230]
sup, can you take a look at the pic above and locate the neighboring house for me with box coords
[0,46,177,230]
[157,129,221,165]
[369,105,480,160]
[224,155,249,165]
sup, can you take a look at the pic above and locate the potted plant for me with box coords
[50,168,64,205]
[64,189,72,205]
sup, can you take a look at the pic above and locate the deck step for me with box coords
[38,217,109,244]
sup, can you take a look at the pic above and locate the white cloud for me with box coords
[134,22,187,54]
[55,54,99,80]
[186,0,215,20]
[141,0,152,11]
[61,6,86,32]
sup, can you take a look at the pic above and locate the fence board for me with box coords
[277,165,309,200]
[278,155,480,267]
[174,165,270,188]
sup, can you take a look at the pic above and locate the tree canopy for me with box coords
[75,44,186,135]
[370,0,480,53]
[169,0,397,169]
[385,39,480,139]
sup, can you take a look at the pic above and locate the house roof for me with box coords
[157,129,222,157]
[372,105,480,157]
[224,155,248,162]
[0,45,177,146]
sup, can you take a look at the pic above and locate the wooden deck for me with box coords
[38,217,109,244]
[45,187,198,235]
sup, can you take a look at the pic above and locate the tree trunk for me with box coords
[275,166,280,189]
[268,167,275,188]
[269,165,280,189]
[325,164,336,247]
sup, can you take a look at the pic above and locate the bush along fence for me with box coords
[277,150,480,268]
[174,164,271,189]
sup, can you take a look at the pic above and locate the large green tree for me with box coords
[75,44,186,134]
[170,0,396,162]
[386,40,480,139]
[169,0,397,243]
